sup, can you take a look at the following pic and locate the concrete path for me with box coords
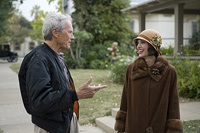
[0,59,200,133]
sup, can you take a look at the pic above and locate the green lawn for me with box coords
[183,120,200,133]
[68,69,123,125]
[10,64,200,132]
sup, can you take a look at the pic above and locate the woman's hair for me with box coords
[42,12,72,40]
[135,40,159,57]
[148,43,159,57]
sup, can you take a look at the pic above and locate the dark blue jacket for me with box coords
[18,43,78,133]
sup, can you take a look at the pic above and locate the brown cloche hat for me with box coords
[134,29,162,55]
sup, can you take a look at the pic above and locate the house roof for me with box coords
[124,0,200,14]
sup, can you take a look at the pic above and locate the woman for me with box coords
[114,29,183,133]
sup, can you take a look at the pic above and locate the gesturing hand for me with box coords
[76,77,107,99]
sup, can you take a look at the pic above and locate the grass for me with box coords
[67,69,123,125]
[10,64,200,132]
[183,120,200,133]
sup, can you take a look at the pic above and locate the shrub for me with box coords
[160,45,200,56]
[170,57,200,99]
[110,55,136,83]
[90,59,107,69]
[111,54,200,99]
[160,45,174,55]
[189,31,200,50]
[183,45,200,55]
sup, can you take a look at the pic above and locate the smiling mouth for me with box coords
[137,49,144,54]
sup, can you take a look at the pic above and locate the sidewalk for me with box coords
[0,59,200,133]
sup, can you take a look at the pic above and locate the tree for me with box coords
[72,0,133,45]
[7,10,32,49]
[69,30,93,68]
[0,8,32,45]
[72,0,135,68]
[30,18,44,44]
[29,1,62,44]
[0,0,14,37]
[31,5,41,20]
[30,5,47,43]
[0,0,31,44]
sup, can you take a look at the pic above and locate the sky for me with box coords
[14,0,57,21]
[130,0,150,6]
[14,0,149,21]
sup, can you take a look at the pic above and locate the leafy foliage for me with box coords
[160,45,200,56]
[0,8,32,47]
[73,0,133,45]
[183,45,200,55]
[29,5,48,43]
[110,55,136,83]
[70,0,135,68]
[170,57,200,99]
[160,45,174,55]
[65,30,93,68]
[0,0,14,37]
[7,13,32,45]
[111,47,200,99]
[189,15,200,51]
[189,31,200,50]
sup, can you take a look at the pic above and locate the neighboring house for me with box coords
[14,37,38,57]
[131,13,198,48]
[125,0,200,55]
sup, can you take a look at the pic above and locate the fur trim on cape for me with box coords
[131,56,169,82]
[114,110,127,132]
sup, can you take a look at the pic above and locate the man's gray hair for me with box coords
[42,12,72,40]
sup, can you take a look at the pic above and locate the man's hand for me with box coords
[76,77,107,99]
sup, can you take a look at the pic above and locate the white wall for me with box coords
[16,37,38,57]
[132,14,198,48]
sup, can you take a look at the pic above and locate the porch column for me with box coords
[138,12,146,32]
[174,3,184,55]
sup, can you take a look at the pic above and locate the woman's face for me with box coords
[136,39,149,57]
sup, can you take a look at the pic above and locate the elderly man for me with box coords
[18,12,107,133]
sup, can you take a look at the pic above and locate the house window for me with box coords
[130,20,135,30]
[29,42,35,50]
[192,21,198,35]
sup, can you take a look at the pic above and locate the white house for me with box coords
[14,37,38,57]
[131,13,198,48]
[126,0,200,55]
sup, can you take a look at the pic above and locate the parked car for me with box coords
[0,44,18,62]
